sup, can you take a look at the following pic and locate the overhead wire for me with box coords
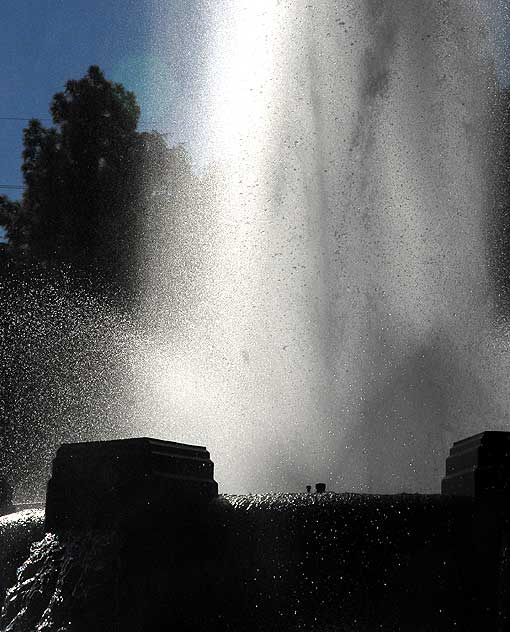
[0,116,168,126]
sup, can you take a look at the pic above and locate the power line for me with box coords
[0,117,51,122]
[0,116,169,126]
[0,185,24,190]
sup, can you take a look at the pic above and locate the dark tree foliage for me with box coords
[0,198,23,269]
[2,65,191,302]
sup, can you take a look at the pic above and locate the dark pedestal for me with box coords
[441,431,510,497]
[45,437,218,532]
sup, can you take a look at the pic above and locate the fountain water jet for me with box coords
[132,0,508,494]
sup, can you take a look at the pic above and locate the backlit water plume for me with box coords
[131,0,510,494]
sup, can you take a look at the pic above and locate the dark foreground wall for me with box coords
[1,493,508,632]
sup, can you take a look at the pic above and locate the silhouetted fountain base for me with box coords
[3,435,510,631]
[442,431,510,498]
[45,438,218,532]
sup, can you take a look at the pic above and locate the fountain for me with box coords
[128,0,508,495]
[3,1,510,628]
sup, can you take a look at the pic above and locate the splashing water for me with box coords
[126,0,510,494]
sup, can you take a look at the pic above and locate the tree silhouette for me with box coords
[2,65,191,301]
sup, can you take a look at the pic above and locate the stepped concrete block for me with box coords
[45,438,218,531]
[442,431,510,497]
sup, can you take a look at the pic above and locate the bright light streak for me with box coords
[205,3,284,165]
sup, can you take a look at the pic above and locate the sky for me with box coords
[0,0,209,208]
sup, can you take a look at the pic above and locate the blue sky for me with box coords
[0,1,207,203]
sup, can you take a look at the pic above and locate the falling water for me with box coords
[129,0,510,494]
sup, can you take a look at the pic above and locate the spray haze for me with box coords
[130,0,506,493]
